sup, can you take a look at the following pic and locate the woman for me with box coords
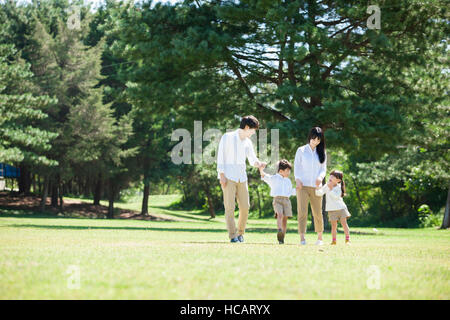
[294,127,327,245]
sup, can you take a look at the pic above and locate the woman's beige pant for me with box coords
[296,186,324,234]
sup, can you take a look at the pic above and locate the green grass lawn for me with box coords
[0,194,449,299]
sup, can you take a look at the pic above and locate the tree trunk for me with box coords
[204,185,216,218]
[322,195,329,231]
[255,185,262,218]
[51,178,58,207]
[107,179,115,219]
[93,173,102,205]
[141,182,150,216]
[84,176,90,198]
[40,176,49,212]
[38,175,42,194]
[18,164,32,195]
[441,185,450,229]
[32,174,36,194]
[59,176,64,213]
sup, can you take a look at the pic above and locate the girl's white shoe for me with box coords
[300,240,307,245]
[315,240,324,246]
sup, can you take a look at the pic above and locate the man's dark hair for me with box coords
[240,115,260,129]
[277,159,292,172]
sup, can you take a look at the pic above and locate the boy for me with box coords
[259,159,296,244]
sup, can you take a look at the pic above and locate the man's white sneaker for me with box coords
[300,240,307,245]
[315,240,324,246]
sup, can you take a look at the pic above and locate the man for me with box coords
[217,115,266,243]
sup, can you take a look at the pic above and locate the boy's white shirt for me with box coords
[294,144,327,187]
[216,129,259,183]
[315,183,348,211]
[261,173,296,197]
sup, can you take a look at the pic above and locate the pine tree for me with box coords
[0,40,57,167]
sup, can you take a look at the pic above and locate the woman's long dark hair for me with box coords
[308,127,326,163]
[330,170,346,197]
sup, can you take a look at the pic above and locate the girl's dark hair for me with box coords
[308,127,326,163]
[330,170,346,197]
[240,115,260,129]
[277,159,292,172]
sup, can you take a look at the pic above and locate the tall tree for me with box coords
[27,6,123,210]
[0,33,58,175]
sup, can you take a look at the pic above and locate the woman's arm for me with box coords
[316,153,327,186]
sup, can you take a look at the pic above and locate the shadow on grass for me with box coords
[4,223,291,234]
[156,210,220,222]
[2,223,383,236]
[184,241,301,246]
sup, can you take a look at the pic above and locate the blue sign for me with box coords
[0,163,20,178]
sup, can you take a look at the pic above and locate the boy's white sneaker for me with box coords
[315,240,324,246]
[300,240,307,245]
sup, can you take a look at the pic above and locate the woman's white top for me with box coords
[294,144,327,187]
[315,183,348,211]
[261,173,296,197]
[216,129,259,183]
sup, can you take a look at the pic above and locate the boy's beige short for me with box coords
[328,208,351,221]
[272,196,293,217]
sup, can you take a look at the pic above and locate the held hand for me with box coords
[296,179,303,190]
[258,161,267,169]
[220,175,227,188]
[315,178,322,188]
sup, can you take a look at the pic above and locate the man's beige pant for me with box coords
[222,179,250,239]
[296,186,324,234]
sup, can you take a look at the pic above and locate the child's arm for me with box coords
[315,182,335,196]
[291,186,297,196]
[259,166,273,185]
[327,185,342,200]
[259,165,267,178]
[315,184,328,196]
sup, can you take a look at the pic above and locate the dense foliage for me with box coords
[0,0,448,227]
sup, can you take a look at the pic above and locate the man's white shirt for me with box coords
[294,144,327,187]
[261,173,296,197]
[217,129,259,183]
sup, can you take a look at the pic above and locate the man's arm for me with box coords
[247,140,264,168]
[217,135,228,186]
[217,134,226,175]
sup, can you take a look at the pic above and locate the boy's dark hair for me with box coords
[277,159,292,172]
[240,115,260,129]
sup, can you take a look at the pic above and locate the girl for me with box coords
[294,127,327,245]
[315,170,351,245]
